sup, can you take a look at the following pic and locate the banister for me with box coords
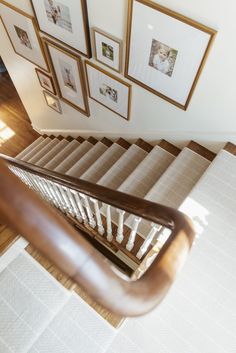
[0,157,195,316]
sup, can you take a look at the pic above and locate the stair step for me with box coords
[125,143,213,237]
[80,142,128,183]
[159,139,181,156]
[44,139,80,170]
[66,141,109,178]
[98,144,149,190]
[27,138,59,164]
[116,138,131,149]
[118,143,176,199]
[35,139,69,167]
[135,138,153,153]
[187,140,216,161]
[223,141,236,155]
[54,140,94,174]
[16,136,44,159]
[19,137,52,162]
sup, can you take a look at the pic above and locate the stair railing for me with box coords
[0,156,195,316]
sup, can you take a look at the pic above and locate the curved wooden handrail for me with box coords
[0,158,195,316]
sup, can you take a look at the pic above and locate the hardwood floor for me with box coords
[0,71,39,157]
[0,71,39,252]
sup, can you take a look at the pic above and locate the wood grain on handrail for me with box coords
[0,158,195,316]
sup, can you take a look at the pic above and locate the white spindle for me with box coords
[72,191,88,224]
[57,184,74,216]
[116,209,125,244]
[126,217,141,251]
[91,198,105,235]
[65,188,83,222]
[79,193,96,228]
[106,205,113,242]
[136,223,160,260]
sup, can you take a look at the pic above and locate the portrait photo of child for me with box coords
[14,25,32,49]
[149,39,178,77]
[44,0,73,33]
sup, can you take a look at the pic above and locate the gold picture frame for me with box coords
[125,0,217,110]
[43,38,90,117]
[92,27,123,73]
[36,68,56,95]
[30,0,91,58]
[85,61,132,121]
[43,90,62,113]
[0,0,49,71]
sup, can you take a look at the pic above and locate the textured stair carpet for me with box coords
[0,251,117,353]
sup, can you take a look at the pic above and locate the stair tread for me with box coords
[16,136,44,160]
[28,138,59,165]
[81,143,127,183]
[118,144,176,199]
[135,138,153,153]
[125,146,212,236]
[187,140,216,161]
[19,137,51,162]
[116,138,131,149]
[98,144,148,190]
[66,141,109,178]
[101,137,113,147]
[35,139,69,167]
[87,136,98,145]
[159,139,181,157]
[223,142,236,155]
[54,140,94,174]
[45,139,80,170]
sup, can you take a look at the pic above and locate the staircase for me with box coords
[1,135,236,353]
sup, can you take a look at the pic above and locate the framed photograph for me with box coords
[43,90,62,113]
[125,0,216,110]
[36,68,56,94]
[92,27,123,73]
[85,61,131,121]
[0,0,49,71]
[30,0,91,58]
[43,38,90,117]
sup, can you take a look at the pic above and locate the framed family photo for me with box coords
[92,27,123,73]
[43,90,62,113]
[125,0,216,110]
[36,68,56,94]
[30,0,91,58]
[43,38,90,116]
[0,0,48,71]
[85,61,131,121]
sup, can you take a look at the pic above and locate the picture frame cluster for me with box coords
[0,0,217,118]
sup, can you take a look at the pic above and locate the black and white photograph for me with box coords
[44,0,72,32]
[99,84,118,103]
[149,39,178,77]
[44,38,90,116]
[102,42,114,61]
[31,0,91,57]
[43,90,62,113]
[85,61,131,120]
[14,25,32,49]
[59,60,77,92]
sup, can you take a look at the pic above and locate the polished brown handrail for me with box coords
[0,157,195,316]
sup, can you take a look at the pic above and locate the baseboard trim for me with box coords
[31,125,236,153]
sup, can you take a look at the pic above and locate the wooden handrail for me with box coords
[0,157,195,316]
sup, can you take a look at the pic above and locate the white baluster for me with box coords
[136,223,160,260]
[79,193,96,228]
[126,217,141,251]
[106,205,113,242]
[116,209,125,244]
[72,191,88,225]
[90,198,105,235]
[57,184,74,216]
[65,188,83,222]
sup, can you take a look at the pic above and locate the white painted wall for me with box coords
[0,0,236,151]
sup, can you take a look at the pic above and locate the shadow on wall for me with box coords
[0,57,7,73]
